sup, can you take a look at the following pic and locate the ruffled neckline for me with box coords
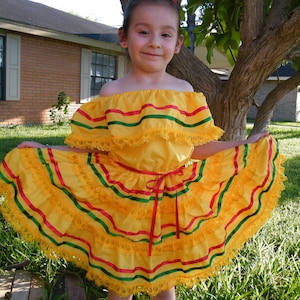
[65,90,224,151]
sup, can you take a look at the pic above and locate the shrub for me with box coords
[49,92,71,125]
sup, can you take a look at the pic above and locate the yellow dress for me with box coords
[0,90,285,296]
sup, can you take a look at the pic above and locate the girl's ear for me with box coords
[118,28,128,48]
[174,34,184,54]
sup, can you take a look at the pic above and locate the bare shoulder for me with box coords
[176,78,194,92]
[99,80,123,97]
[167,74,194,92]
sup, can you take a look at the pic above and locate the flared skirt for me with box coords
[0,135,286,296]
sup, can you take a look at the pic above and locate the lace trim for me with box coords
[65,127,224,151]
[0,137,286,297]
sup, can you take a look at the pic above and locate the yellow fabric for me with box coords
[0,90,286,297]
[65,90,224,151]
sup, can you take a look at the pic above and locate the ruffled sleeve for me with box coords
[65,90,224,151]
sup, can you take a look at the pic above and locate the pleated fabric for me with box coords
[0,90,286,297]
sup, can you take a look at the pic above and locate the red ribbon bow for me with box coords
[117,161,184,256]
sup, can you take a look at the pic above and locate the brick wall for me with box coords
[0,33,82,125]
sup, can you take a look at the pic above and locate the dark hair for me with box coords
[122,0,181,35]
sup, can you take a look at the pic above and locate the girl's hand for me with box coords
[17,141,47,148]
[246,132,269,144]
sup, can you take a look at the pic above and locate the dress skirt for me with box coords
[0,90,286,296]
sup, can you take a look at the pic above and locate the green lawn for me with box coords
[0,123,299,299]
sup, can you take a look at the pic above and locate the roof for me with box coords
[0,0,119,44]
[271,63,297,77]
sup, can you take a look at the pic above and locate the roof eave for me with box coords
[0,18,123,54]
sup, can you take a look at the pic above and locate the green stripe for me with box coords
[0,144,278,283]
[71,120,107,130]
[87,154,239,243]
[243,144,248,167]
[225,142,278,245]
[0,169,88,255]
[108,115,213,128]
[71,115,212,130]
[1,169,227,282]
[0,170,220,283]
[10,185,228,283]
[0,170,13,185]
[37,150,128,239]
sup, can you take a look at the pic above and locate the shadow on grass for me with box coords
[280,155,300,204]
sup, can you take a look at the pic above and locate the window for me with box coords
[0,34,20,101]
[5,34,21,100]
[81,49,119,102]
[0,36,4,100]
[90,52,116,97]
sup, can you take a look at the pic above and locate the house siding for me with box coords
[247,81,300,122]
[0,33,82,125]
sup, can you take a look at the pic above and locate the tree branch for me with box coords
[167,47,222,101]
[251,65,300,134]
[240,0,265,47]
[264,0,292,32]
[226,6,300,102]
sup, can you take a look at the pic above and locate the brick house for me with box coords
[0,0,127,125]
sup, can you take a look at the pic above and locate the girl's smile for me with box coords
[119,2,183,74]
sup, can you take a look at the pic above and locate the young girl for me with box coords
[0,0,285,299]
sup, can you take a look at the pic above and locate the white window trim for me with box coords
[6,33,21,100]
[80,48,91,103]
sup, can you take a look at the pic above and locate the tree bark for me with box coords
[218,4,300,139]
[240,0,265,47]
[251,64,300,134]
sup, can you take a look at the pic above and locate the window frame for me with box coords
[80,49,117,103]
[5,33,21,101]
[0,35,5,100]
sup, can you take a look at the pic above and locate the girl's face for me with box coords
[119,2,183,74]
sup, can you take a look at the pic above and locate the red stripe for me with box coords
[4,167,251,275]
[77,104,209,123]
[178,181,224,232]
[105,103,209,117]
[2,160,64,238]
[82,201,153,237]
[77,109,106,122]
[233,146,239,175]
[48,149,67,187]
[225,137,273,231]
[1,138,275,275]
[96,155,197,194]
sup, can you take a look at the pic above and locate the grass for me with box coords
[0,123,299,299]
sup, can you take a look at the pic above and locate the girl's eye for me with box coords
[139,31,149,35]
[162,33,172,38]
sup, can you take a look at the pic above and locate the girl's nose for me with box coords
[149,34,161,48]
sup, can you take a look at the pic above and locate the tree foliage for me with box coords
[119,0,300,139]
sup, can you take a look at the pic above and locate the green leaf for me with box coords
[206,46,214,64]
[205,34,216,49]
[195,31,207,45]
[215,32,231,51]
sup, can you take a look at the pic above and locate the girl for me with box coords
[0,1,285,299]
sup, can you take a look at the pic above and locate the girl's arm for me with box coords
[191,132,268,160]
[17,141,108,154]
